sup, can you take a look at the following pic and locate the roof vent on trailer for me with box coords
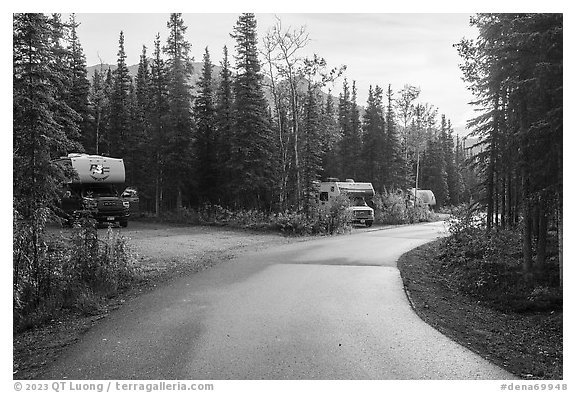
[345,179,355,183]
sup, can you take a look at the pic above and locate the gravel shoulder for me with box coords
[13,222,311,380]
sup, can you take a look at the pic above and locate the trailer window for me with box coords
[320,192,328,202]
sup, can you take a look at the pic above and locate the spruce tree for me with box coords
[420,134,449,208]
[88,66,107,154]
[440,116,462,205]
[348,81,362,180]
[337,79,351,180]
[320,91,341,180]
[384,84,405,190]
[194,47,218,204]
[150,33,169,215]
[47,13,82,152]
[108,31,132,158]
[66,13,91,152]
[215,46,234,203]
[14,12,79,216]
[131,45,153,205]
[361,85,386,191]
[101,68,114,155]
[230,13,274,209]
[163,13,194,209]
[13,13,81,303]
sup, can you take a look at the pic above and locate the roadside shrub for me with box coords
[227,209,271,230]
[197,204,234,224]
[373,190,434,225]
[65,221,136,299]
[164,198,353,236]
[13,213,137,332]
[270,196,352,236]
[325,194,353,234]
[273,211,315,235]
[373,191,407,224]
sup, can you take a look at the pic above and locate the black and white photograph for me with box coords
[11,8,565,390]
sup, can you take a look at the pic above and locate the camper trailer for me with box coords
[409,188,437,209]
[56,153,130,227]
[317,179,375,227]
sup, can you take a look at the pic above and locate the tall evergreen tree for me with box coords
[348,81,362,180]
[420,133,449,207]
[215,46,234,204]
[337,79,351,180]
[88,66,108,154]
[100,68,114,155]
[320,91,341,180]
[194,47,218,204]
[230,13,274,209]
[440,116,462,205]
[131,45,153,207]
[66,13,91,152]
[150,33,169,215]
[384,84,405,190]
[361,85,386,192]
[108,31,132,159]
[14,12,79,216]
[47,13,82,152]
[13,13,82,303]
[163,13,194,209]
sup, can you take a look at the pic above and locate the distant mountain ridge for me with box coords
[86,62,222,94]
[86,62,361,117]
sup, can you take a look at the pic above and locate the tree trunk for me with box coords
[487,102,499,230]
[291,83,301,212]
[501,175,507,229]
[176,185,183,210]
[558,204,563,288]
[557,140,563,288]
[536,199,548,278]
[494,172,499,228]
[522,174,533,285]
[507,169,513,227]
[486,159,494,230]
[95,110,101,155]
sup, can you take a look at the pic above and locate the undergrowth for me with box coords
[13,212,137,332]
[435,204,562,313]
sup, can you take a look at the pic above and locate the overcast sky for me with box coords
[69,13,479,134]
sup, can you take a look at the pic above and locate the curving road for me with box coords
[41,222,515,380]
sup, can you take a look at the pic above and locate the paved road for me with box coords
[42,222,515,380]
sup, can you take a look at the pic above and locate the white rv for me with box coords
[56,153,130,227]
[316,179,375,227]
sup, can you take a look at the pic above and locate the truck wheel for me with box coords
[366,220,373,228]
[120,220,128,228]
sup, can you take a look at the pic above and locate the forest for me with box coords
[13,13,474,216]
[13,13,562,329]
